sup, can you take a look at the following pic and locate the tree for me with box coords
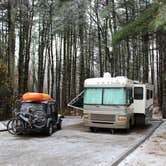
[7,0,16,90]
[18,0,32,94]
[112,1,166,117]
[0,0,165,118]
[0,62,11,120]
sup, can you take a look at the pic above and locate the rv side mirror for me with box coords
[130,97,134,104]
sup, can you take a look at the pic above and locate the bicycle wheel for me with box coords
[7,119,16,135]
[7,119,25,135]
[12,118,25,135]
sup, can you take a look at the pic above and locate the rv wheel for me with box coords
[110,129,114,134]
[89,127,96,132]
[127,119,131,130]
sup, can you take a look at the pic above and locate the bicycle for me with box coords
[7,111,34,135]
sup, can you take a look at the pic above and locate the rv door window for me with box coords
[127,88,133,104]
[146,90,150,100]
[103,88,126,105]
[134,87,143,100]
[84,88,102,104]
[151,90,153,98]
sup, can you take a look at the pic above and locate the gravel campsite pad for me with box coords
[119,120,166,166]
[0,117,162,166]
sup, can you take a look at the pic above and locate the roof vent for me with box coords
[134,80,139,84]
[103,72,111,78]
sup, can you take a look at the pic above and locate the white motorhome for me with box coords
[68,73,153,131]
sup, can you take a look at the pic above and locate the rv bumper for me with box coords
[83,114,130,129]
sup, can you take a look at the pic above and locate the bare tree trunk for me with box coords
[7,0,15,91]
[111,0,117,76]
[71,25,77,99]
[157,30,166,118]
[79,10,85,92]
[142,34,149,83]
[23,0,34,92]
[95,0,103,76]
[56,35,62,110]
[47,46,51,94]
[61,31,67,111]
[50,34,54,97]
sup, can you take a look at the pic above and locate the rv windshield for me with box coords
[103,88,126,105]
[84,88,127,105]
[84,88,102,105]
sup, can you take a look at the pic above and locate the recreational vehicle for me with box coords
[68,73,153,131]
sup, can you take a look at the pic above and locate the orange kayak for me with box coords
[22,92,52,101]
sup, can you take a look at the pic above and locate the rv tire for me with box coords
[89,127,96,132]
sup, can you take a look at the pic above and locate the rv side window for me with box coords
[151,91,153,98]
[84,88,102,104]
[146,90,150,100]
[134,87,143,100]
